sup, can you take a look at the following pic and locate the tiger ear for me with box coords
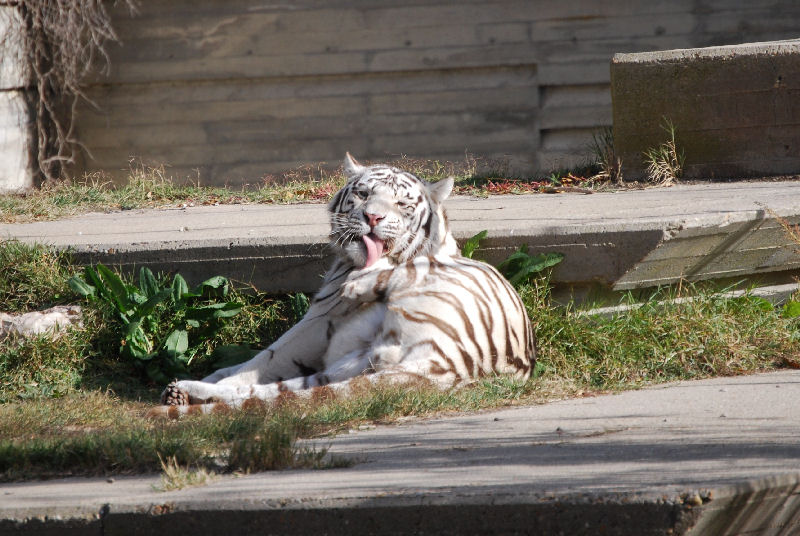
[428,176,454,204]
[343,152,365,178]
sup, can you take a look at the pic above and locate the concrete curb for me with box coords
[0,488,705,535]
[6,476,799,536]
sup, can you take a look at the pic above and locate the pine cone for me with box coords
[161,381,189,406]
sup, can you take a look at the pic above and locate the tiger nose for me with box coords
[365,212,384,228]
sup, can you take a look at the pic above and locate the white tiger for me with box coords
[158,154,535,415]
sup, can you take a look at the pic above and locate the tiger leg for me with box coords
[155,361,441,418]
[177,262,357,388]
[161,349,374,408]
[165,295,340,399]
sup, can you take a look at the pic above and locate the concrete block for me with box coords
[0,7,35,192]
[613,214,800,290]
[612,40,800,180]
[4,181,798,308]
[689,475,800,536]
[0,6,28,90]
[0,90,35,192]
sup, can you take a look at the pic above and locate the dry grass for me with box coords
[155,455,218,491]
[643,118,685,185]
[0,156,612,223]
[588,126,623,183]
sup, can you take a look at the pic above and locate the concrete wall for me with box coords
[6,1,800,187]
[612,40,800,180]
[0,7,35,192]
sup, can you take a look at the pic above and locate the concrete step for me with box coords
[1,181,799,304]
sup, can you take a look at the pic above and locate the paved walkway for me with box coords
[2,371,800,535]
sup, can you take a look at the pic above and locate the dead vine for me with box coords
[0,0,136,184]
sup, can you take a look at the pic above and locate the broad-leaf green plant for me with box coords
[461,230,564,287]
[69,265,242,383]
[460,230,488,259]
[498,246,564,287]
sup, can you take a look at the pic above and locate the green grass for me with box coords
[0,156,610,223]
[528,281,799,389]
[0,241,79,312]
[0,242,797,481]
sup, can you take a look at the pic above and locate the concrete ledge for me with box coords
[0,492,702,536]
[1,181,800,304]
[5,479,796,536]
[612,40,800,180]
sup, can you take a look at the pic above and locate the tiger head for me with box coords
[328,153,458,268]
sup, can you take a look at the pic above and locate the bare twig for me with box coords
[0,0,137,184]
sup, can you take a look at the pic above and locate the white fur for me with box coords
[160,155,533,411]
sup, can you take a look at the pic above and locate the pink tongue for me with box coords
[362,234,385,268]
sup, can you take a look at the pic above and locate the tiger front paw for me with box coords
[161,381,190,406]
[341,278,372,301]
[342,266,392,302]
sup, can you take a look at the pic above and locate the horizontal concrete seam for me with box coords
[84,63,540,91]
